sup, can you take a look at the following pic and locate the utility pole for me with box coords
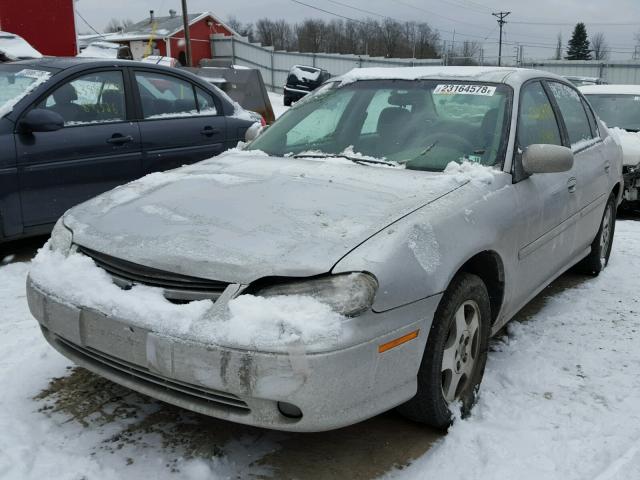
[492,11,510,66]
[181,0,193,66]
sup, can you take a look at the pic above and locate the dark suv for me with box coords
[283,65,331,106]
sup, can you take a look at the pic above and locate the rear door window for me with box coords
[547,82,594,147]
[135,71,198,119]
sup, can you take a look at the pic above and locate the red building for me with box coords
[0,0,78,56]
[109,10,236,66]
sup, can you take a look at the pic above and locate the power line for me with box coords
[290,0,366,24]
[75,9,104,35]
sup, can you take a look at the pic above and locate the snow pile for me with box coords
[340,66,509,85]
[222,294,343,348]
[76,41,121,59]
[407,222,440,274]
[443,160,497,185]
[290,65,321,82]
[28,245,344,350]
[607,127,640,166]
[0,31,42,59]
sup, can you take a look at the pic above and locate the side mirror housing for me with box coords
[19,109,64,133]
[522,144,574,174]
[244,122,266,143]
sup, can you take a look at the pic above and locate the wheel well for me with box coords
[457,251,505,324]
[612,182,621,201]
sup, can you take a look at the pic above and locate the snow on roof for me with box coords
[0,31,42,60]
[107,11,238,42]
[580,84,640,95]
[338,66,564,86]
[76,41,121,59]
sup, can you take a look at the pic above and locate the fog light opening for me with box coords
[277,401,303,419]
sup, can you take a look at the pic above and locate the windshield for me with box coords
[248,79,511,171]
[585,94,640,132]
[0,65,52,117]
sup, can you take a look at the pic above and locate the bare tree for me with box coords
[591,32,610,61]
[104,18,133,33]
[450,41,480,65]
[227,16,254,42]
[554,32,563,60]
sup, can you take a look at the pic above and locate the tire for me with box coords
[575,194,616,276]
[397,272,491,430]
[284,96,292,107]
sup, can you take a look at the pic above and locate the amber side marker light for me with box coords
[378,330,420,353]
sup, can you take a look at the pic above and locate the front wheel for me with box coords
[576,194,616,276]
[283,96,292,107]
[397,272,491,430]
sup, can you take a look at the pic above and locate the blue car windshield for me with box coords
[248,80,512,171]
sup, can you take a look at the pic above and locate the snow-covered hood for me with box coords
[608,127,640,167]
[64,152,465,284]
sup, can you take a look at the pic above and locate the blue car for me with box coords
[0,58,258,245]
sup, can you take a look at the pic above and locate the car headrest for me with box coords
[53,83,78,104]
[377,107,411,134]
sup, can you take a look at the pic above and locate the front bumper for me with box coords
[27,277,439,432]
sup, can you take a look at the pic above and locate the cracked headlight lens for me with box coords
[254,272,378,317]
[49,218,73,255]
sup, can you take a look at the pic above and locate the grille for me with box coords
[55,335,250,413]
[77,246,229,302]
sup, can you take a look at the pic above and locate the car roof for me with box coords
[7,57,178,72]
[579,84,640,95]
[335,66,568,86]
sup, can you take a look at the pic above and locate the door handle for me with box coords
[200,126,220,136]
[567,177,577,193]
[107,134,133,145]
[604,162,611,173]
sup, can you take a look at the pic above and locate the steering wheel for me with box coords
[420,133,475,154]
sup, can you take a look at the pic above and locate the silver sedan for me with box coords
[27,67,623,432]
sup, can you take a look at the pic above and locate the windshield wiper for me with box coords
[292,153,397,167]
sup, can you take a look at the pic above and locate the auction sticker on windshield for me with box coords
[434,84,496,96]
[15,69,51,80]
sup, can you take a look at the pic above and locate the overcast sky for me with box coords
[75,0,640,61]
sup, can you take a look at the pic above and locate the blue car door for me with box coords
[132,69,228,174]
[15,68,142,226]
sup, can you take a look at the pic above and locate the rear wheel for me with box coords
[576,194,616,276]
[397,273,491,430]
[284,96,292,107]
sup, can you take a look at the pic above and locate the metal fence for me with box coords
[521,60,640,85]
[210,35,640,90]
[210,35,441,92]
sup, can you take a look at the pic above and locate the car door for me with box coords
[511,80,582,302]
[546,80,610,250]
[15,69,142,227]
[132,69,227,174]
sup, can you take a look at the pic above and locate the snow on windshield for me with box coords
[0,68,52,118]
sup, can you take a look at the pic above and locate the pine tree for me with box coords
[566,23,592,60]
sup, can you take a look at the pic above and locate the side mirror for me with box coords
[244,122,266,143]
[19,109,64,133]
[522,144,573,174]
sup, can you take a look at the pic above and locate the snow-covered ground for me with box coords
[268,91,290,118]
[1,220,639,479]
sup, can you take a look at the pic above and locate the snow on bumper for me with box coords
[27,277,436,431]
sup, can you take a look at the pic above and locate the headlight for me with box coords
[49,218,73,255]
[254,273,378,317]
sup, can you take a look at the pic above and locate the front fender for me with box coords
[332,172,518,313]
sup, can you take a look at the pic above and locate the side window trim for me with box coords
[540,80,570,147]
[581,97,601,140]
